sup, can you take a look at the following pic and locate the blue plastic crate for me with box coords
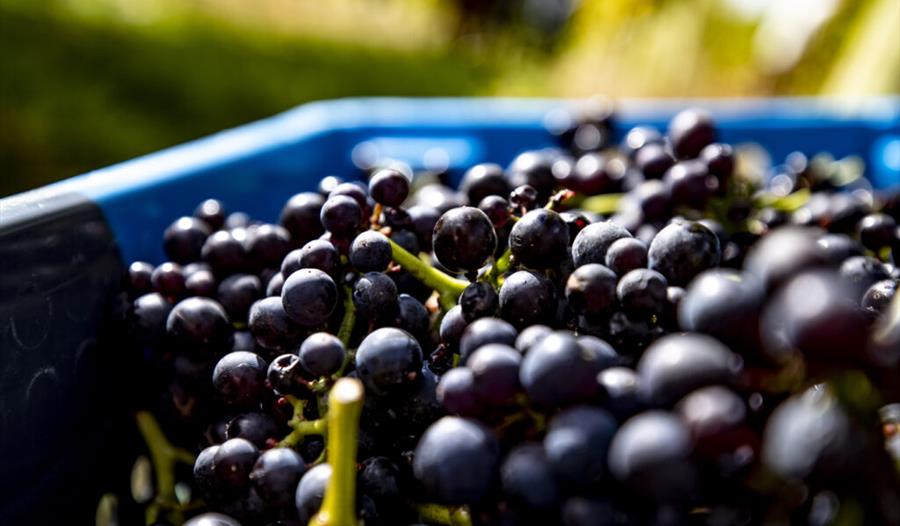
[0,97,898,524]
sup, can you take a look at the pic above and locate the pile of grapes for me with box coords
[125,103,900,526]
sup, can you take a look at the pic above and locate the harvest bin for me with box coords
[0,97,898,524]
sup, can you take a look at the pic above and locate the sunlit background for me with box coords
[2,0,897,196]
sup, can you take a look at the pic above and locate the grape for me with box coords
[615,268,667,319]
[267,353,306,396]
[164,216,211,264]
[571,221,632,268]
[607,411,696,501]
[413,416,500,504]
[432,206,497,273]
[248,297,303,352]
[131,292,172,343]
[520,331,605,408]
[250,447,306,506]
[299,332,346,378]
[458,317,517,364]
[185,269,217,298]
[355,327,423,396]
[678,269,763,354]
[663,160,713,210]
[152,261,187,299]
[597,367,643,420]
[281,268,338,327]
[280,192,325,246]
[296,238,341,278]
[436,367,480,417]
[604,237,648,276]
[744,226,827,291]
[408,205,441,250]
[501,443,560,511]
[499,270,558,329]
[509,208,570,269]
[863,279,898,313]
[459,281,499,322]
[636,333,741,407]
[167,297,231,350]
[649,222,719,288]
[460,163,510,204]
[438,305,467,349]
[212,351,269,409]
[245,223,291,272]
[194,198,226,230]
[353,271,398,320]
[217,274,262,323]
[514,324,552,354]
[213,438,259,495]
[369,168,410,207]
[225,412,279,448]
[544,406,617,485]
[350,231,392,272]
[667,108,716,159]
[565,263,617,318]
[202,230,246,276]
[320,195,364,236]
[295,463,332,524]
[184,513,241,526]
[468,344,521,408]
[858,213,896,250]
[506,151,557,201]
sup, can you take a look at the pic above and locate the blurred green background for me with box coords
[2,0,897,197]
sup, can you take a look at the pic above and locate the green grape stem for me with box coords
[134,411,196,525]
[279,396,328,448]
[311,378,365,526]
[388,238,468,311]
[417,503,472,526]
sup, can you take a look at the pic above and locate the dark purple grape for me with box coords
[295,463,331,524]
[250,447,306,507]
[506,151,557,201]
[509,184,539,211]
[468,344,521,408]
[408,205,441,250]
[459,317,518,364]
[265,272,284,297]
[636,333,741,407]
[248,297,302,352]
[212,351,268,409]
[369,168,410,207]
[279,192,325,246]
[840,255,891,295]
[194,199,226,230]
[350,231,392,272]
[509,208,570,269]
[131,292,173,343]
[571,221,632,268]
[329,182,369,210]
[320,195,364,236]
[501,443,560,512]
[604,237,648,276]
[355,327,423,396]
[858,213,896,250]
[622,126,663,158]
[217,274,263,324]
[762,388,862,482]
[164,216,211,264]
[520,331,605,408]
[245,224,292,272]
[515,324,552,354]
[439,305,468,350]
[663,160,714,210]
[437,367,480,417]
[298,332,345,378]
[297,239,341,278]
[194,445,223,503]
[667,108,716,159]
[544,406,617,485]
[699,142,735,183]
[282,268,337,327]
[597,367,642,420]
[202,231,246,276]
[390,228,419,255]
[678,269,764,355]
[459,281,499,322]
[224,212,250,230]
[616,268,667,319]
[353,271,398,320]
[412,416,500,505]
[744,227,828,291]
[565,263,617,318]
[389,293,430,340]
[647,221,720,287]
[129,261,155,296]
[432,206,497,273]
[675,386,746,458]
[185,269,217,298]
[499,271,558,329]
[166,297,231,350]
[460,163,510,205]
[152,261,186,299]
[762,270,870,363]
[226,412,279,449]
[213,438,260,494]
[478,195,510,228]
[635,143,675,180]
[566,153,619,195]
[863,279,898,313]
[608,411,696,501]
[817,233,864,265]
[267,353,306,395]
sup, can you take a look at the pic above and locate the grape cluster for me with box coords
[125,106,900,526]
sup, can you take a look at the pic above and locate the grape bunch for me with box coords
[124,103,900,526]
